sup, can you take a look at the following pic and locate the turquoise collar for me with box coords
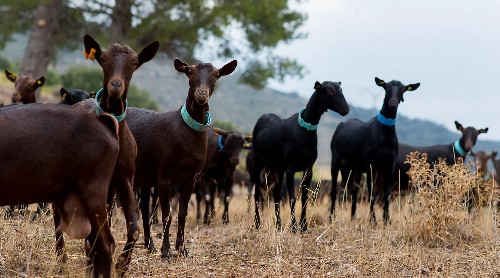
[298,109,318,131]
[377,112,396,126]
[181,104,211,132]
[94,88,128,122]
[218,135,224,150]
[453,140,466,157]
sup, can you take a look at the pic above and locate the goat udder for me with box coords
[56,193,91,239]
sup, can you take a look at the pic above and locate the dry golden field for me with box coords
[1,155,500,277]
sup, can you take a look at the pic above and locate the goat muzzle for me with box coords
[11,92,22,103]
[195,90,209,105]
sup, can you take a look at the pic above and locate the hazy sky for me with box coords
[268,0,500,141]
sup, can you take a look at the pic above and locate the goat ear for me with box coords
[174,59,190,74]
[212,127,229,136]
[455,121,463,131]
[218,60,237,78]
[314,81,322,90]
[243,142,252,149]
[5,69,16,82]
[479,127,488,134]
[83,34,102,62]
[60,87,68,100]
[492,151,498,159]
[406,83,420,91]
[35,77,45,88]
[137,41,160,68]
[375,77,385,86]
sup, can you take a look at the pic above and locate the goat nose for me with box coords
[111,80,122,88]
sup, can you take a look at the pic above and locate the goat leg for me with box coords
[175,180,195,257]
[114,177,140,276]
[299,168,313,232]
[159,182,172,259]
[140,187,156,253]
[286,169,297,233]
[222,178,232,225]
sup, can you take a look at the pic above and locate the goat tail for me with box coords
[97,113,120,139]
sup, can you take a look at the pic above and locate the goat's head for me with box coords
[313,81,350,116]
[83,34,159,101]
[60,88,91,105]
[5,70,45,104]
[175,59,237,106]
[375,77,420,112]
[455,121,488,152]
[474,151,491,174]
[213,127,252,170]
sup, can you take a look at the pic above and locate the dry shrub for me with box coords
[404,152,499,246]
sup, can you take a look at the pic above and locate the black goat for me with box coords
[195,127,251,225]
[393,121,487,192]
[252,81,349,232]
[330,77,420,224]
[60,88,91,105]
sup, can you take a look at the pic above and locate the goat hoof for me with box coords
[115,255,130,277]
[179,247,189,257]
[160,248,170,259]
[300,223,308,232]
[145,240,156,253]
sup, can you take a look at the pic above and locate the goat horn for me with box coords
[212,127,228,136]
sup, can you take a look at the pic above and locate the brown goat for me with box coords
[3,69,45,218]
[126,58,237,258]
[4,69,45,104]
[475,151,495,180]
[0,103,120,278]
[61,34,159,275]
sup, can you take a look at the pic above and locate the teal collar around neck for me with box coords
[298,109,318,131]
[218,135,224,150]
[181,104,211,132]
[94,88,128,122]
[377,111,397,126]
[453,140,466,157]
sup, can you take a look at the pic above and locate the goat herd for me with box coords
[0,34,492,277]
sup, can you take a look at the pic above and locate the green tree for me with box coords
[0,0,307,89]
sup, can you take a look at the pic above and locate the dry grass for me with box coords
[1,161,500,277]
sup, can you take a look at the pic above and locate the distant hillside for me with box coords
[128,57,500,166]
[2,39,498,167]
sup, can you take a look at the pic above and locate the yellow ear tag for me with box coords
[407,86,412,90]
[37,80,42,85]
[83,48,97,61]
[377,81,384,85]
[9,74,16,79]
[61,93,67,99]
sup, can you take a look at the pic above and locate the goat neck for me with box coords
[185,90,209,126]
[97,88,128,121]
[301,91,324,127]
